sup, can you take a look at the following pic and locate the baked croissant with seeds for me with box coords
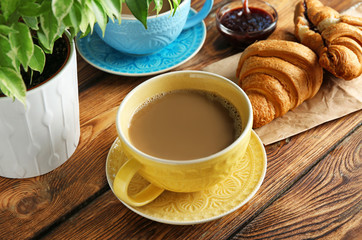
[294,0,362,80]
[236,40,323,128]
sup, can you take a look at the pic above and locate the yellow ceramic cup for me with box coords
[114,71,253,207]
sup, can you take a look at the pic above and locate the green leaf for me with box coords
[38,2,62,52]
[125,0,149,29]
[80,3,96,33]
[0,67,26,104]
[0,35,14,68]
[153,0,163,14]
[0,15,6,25]
[173,0,181,13]
[63,2,82,37]
[78,25,91,38]
[52,0,74,21]
[9,22,33,70]
[91,0,107,34]
[28,44,45,73]
[101,0,122,21]
[0,0,20,21]
[22,16,39,30]
[0,35,20,70]
[76,0,87,5]
[0,24,17,36]
[18,2,42,17]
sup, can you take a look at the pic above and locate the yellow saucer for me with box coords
[106,130,267,225]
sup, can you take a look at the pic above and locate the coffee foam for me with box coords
[202,90,243,140]
[134,89,243,140]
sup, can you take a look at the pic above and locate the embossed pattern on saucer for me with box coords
[76,10,206,77]
[106,130,267,225]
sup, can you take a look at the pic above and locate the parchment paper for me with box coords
[203,3,362,145]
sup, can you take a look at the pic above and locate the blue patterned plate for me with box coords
[76,9,206,77]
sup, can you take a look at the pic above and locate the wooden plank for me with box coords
[0,1,221,238]
[233,123,362,239]
[37,111,361,240]
[0,0,359,239]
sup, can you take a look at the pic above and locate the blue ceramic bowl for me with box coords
[94,0,213,55]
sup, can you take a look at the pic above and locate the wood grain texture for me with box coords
[0,0,360,239]
[234,124,362,240]
[37,111,361,240]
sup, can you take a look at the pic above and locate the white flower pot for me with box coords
[0,33,80,178]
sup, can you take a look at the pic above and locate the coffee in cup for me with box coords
[114,71,253,206]
[129,89,242,160]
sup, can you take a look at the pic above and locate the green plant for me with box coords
[0,0,180,104]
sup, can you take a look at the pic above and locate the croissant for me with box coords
[236,40,323,128]
[294,0,362,80]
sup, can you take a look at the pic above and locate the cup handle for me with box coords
[113,159,164,207]
[183,0,214,30]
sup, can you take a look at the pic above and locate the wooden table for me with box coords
[1,0,361,239]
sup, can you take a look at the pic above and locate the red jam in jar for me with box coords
[216,3,277,48]
[220,7,274,33]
